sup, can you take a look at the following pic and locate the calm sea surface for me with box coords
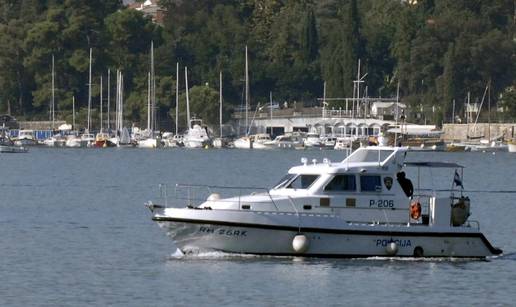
[1,148,516,306]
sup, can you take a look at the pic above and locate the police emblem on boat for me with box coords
[384,176,393,190]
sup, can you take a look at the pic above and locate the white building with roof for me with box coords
[371,102,407,120]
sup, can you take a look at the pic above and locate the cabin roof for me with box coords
[404,162,464,168]
[289,146,409,175]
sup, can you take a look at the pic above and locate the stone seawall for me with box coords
[442,123,516,141]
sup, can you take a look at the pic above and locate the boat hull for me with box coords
[0,145,28,153]
[184,140,206,148]
[14,139,38,146]
[233,138,252,149]
[153,210,501,258]
[508,143,516,153]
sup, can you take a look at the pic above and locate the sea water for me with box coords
[1,148,515,306]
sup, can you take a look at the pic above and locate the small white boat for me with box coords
[468,140,507,152]
[252,134,273,149]
[80,133,95,148]
[334,137,352,150]
[321,136,337,148]
[264,133,304,149]
[213,137,232,149]
[233,136,252,149]
[65,134,82,148]
[138,137,160,148]
[112,127,134,147]
[147,146,502,258]
[0,144,28,153]
[183,120,211,148]
[509,141,516,153]
[14,130,38,146]
[47,137,66,147]
[303,132,323,148]
[1,127,28,153]
[162,132,183,148]
[234,134,272,149]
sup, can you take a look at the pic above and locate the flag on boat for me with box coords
[454,170,463,188]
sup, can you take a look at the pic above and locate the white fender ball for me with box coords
[292,234,309,253]
[385,242,398,256]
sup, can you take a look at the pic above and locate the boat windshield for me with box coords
[273,174,296,189]
[344,148,394,163]
[273,174,319,190]
[286,175,319,189]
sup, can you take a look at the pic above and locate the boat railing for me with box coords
[287,197,301,232]
[155,183,280,210]
[466,220,480,230]
[411,193,477,227]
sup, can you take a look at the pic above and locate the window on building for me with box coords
[287,175,319,189]
[360,175,382,192]
[324,175,356,192]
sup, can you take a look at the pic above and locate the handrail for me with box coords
[287,196,301,233]
[155,183,281,211]
[175,183,271,191]
[467,220,480,230]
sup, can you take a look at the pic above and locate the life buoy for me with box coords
[410,201,422,219]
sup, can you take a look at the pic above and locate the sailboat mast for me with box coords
[356,59,361,119]
[51,54,55,130]
[100,75,103,132]
[452,99,455,124]
[185,67,191,129]
[175,62,179,135]
[219,70,223,138]
[87,48,92,133]
[395,80,400,144]
[150,41,156,132]
[269,91,273,135]
[72,96,75,130]
[323,81,326,118]
[245,46,249,134]
[147,72,151,131]
[107,69,110,131]
[115,70,119,132]
[467,92,470,124]
[116,71,123,132]
[488,80,491,142]
[120,72,123,131]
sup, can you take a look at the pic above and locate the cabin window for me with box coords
[324,175,356,192]
[360,175,382,192]
[273,174,296,189]
[287,175,319,189]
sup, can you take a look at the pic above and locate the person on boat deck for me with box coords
[397,171,413,198]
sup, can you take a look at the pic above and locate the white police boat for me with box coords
[147,146,502,258]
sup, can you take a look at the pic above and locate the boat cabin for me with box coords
[265,147,467,227]
[176,146,469,228]
[265,147,412,222]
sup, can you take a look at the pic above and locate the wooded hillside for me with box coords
[0,0,514,128]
